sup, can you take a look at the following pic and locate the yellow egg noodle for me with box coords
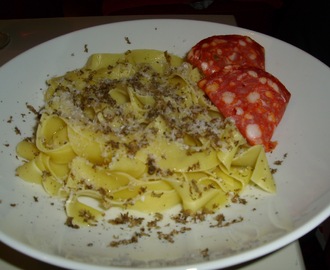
[16,49,275,226]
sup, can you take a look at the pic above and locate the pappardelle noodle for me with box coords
[16,49,275,226]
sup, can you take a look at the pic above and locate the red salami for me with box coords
[198,66,291,152]
[187,35,265,76]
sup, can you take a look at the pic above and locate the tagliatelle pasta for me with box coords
[16,49,275,226]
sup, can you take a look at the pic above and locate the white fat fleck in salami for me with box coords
[259,77,267,84]
[237,73,245,81]
[249,53,257,60]
[205,82,220,93]
[228,52,238,61]
[201,43,209,48]
[201,62,209,72]
[267,79,280,93]
[211,39,222,46]
[245,37,253,43]
[239,39,247,46]
[216,38,227,44]
[247,70,258,78]
[222,91,236,104]
[246,124,262,140]
[268,113,276,122]
[216,48,222,55]
[247,92,260,103]
[235,107,244,115]
[244,113,254,120]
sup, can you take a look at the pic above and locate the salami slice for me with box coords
[187,35,265,76]
[198,66,291,152]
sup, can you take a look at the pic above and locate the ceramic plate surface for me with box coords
[1,19,330,270]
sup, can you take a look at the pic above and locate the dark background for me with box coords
[0,1,329,269]
[0,0,329,66]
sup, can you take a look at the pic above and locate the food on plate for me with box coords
[15,49,276,226]
[198,66,291,152]
[188,35,291,152]
[187,35,265,76]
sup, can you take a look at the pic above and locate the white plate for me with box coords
[0,19,329,270]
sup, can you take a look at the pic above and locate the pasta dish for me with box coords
[16,49,275,226]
